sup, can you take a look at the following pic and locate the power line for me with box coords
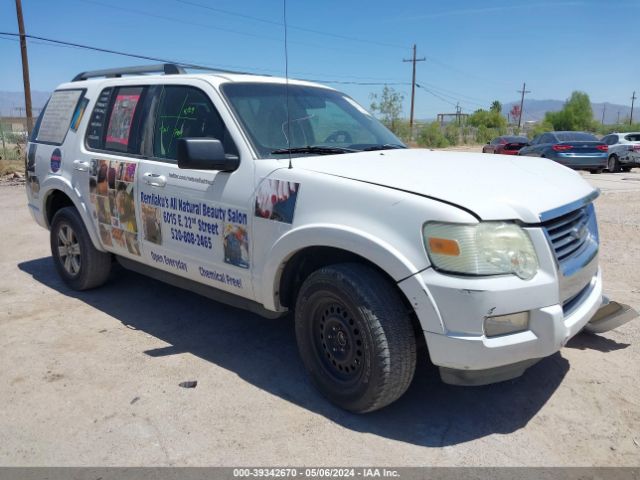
[416,84,457,108]
[1,31,501,120]
[0,31,412,88]
[415,80,488,106]
[174,0,408,51]
[75,0,403,58]
[0,31,243,72]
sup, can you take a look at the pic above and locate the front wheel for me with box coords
[295,263,416,413]
[50,207,112,290]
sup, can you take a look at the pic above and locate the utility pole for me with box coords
[617,111,621,124]
[601,104,606,125]
[403,44,425,138]
[455,102,462,126]
[15,0,34,134]
[631,91,637,125]
[516,82,530,129]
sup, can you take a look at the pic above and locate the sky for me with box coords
[1,0,639,119]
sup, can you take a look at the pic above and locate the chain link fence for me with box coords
[0,116,31,175]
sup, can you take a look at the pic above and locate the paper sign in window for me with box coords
[36,90,83,144]
[105,91,141,149]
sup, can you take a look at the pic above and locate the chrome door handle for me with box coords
[73,160,90,172]
[143,172,167,187]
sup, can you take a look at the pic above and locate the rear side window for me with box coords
[151,85,237,162]
[86,86,146,155]
[35,89,85,145]
[625,133,640,142]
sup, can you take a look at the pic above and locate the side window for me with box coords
[540,134,553,144]
[607,135,619,145]
[152,86,238,162]
[86,86,146,155]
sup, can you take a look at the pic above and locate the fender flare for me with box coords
[40,176,105,252]
[259,223,424,311]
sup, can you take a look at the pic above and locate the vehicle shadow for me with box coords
[19,257,569,447]
[565,332,630,352]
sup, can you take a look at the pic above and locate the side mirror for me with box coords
[177,138,239,172]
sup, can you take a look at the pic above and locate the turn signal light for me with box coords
[427,237,460,256]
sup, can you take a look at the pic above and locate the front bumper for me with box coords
[397,224,606,385]
[425,269,602,379]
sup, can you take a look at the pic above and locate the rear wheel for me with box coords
[50,207,112,290]
[590,169,603,174]
[622,166,632,172]
[294,263,416,413]
[608,155,620,173]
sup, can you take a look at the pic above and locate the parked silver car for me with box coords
[601,132,640,172]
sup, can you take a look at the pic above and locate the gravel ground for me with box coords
[0,172,638,467]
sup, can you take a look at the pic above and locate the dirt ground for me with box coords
[0,169,639,466]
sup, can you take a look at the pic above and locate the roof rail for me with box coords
[72,63,185,82]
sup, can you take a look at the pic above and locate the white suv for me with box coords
[24,64,633,413]
[601,132,640,172]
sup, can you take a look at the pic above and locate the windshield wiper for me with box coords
[361,144,406,151]
[271,145,357,155]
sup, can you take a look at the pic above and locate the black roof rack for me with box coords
[72,63,186,82]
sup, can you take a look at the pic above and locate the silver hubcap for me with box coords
[57,225,81,276]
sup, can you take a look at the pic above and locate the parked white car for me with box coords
[601,132,640,172]
[24,64,636,412]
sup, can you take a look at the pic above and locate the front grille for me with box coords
[540,196,600,306]
[542,203,597,264]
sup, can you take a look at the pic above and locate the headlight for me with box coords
[423,222,539,280]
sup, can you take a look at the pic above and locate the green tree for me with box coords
[370,85,404,132]
[417,121,449,148]
[467,109,507,130]
[490,100,502,114]
[543,91,597,131]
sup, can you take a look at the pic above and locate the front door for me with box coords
[136,82,255,300]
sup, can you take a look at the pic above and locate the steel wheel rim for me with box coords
[57,224,81,276]
[312,298,364,383]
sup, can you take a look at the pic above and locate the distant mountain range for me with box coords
[0,91,51,116]
[502,99,633,125]
[0,90,635,125]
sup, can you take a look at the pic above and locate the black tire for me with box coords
[622,167,631,172]
[294,263,416,413]
[590,169,603,174]
[608,155,620,173]
[50,206,112,290]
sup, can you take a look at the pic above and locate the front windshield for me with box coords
[221,82,405,158]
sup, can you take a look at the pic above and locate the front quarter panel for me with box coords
[252,165,478,310]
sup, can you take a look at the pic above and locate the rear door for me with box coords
[81,84,149,260]
[136,81,255,300]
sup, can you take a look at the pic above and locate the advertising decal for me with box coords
[89,159,140,256]
[255,179,300,224]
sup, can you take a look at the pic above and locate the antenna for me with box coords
[283,0,293,169]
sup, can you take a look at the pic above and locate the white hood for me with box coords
[294,148,597,223]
